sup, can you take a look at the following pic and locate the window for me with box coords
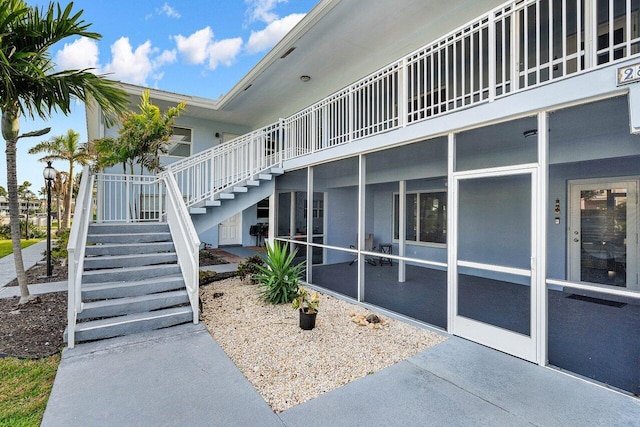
[167,127,192,158]
[393,191,447,244]
[257,198,269,219]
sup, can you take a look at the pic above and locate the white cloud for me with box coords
[55,37,100,72]
[173,27,242,70]
[103,37,155,85]
[159,3,181,19]
[207,38,243,70]
[246,13,305,54]
[246,0,288,23]
[173,27,214,65]
[154,49,177,68]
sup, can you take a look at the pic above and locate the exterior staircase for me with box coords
[64,222,193,344]
[187,167,283,216]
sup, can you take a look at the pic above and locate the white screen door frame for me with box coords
[452,166,538,363]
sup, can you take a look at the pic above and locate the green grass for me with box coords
[0,239,43,259]
[0,355,60,427]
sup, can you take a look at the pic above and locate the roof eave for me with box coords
[216,0,341,111]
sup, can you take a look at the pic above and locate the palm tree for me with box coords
[1,1,128,303]
[91,90,185,175]
[29,129,90,230]
[51,171,69,233]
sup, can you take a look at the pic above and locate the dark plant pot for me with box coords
[299,308,317,330]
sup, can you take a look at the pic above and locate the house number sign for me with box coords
[618,63,640,85]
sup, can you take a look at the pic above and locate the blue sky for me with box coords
[0,0,317,193]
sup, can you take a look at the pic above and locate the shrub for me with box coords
[50,229,70,264]
[236,254,265,284]
[255,242,305,304]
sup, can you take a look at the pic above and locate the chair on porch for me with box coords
[349,233,377,266]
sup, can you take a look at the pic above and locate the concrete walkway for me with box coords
[42,323,640,426]
[0,240,68,298]
[0,240,47,287]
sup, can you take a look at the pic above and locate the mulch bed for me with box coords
[0,292,67,359]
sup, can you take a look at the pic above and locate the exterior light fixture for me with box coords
[300,75,311,82]
[523,129,538,138]
[43,161,57,277]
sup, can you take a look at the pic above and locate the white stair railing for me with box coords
[164,172,200,322]
[95,173,164,223]
[66,165,94,348]
[163,122,282,208]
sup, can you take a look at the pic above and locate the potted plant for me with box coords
[292,287,320,330]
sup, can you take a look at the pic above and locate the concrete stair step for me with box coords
[190,207,206,214]
[219,193,235,200]
[270,167,284,175]
[85,241,175,256]
[66,306,193,343]
[233,186,248,193]
[84,252,178,270]
[246,180,260,187]
[78,290,189,319]
[82,275,185,300]
[258,173,272,181]
[205,200,222,207]
[88,223,169,234]
[87,232,172,244]
[82,264,181,284]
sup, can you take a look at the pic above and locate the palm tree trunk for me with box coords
[2,109,31,303]
[62,162,73,230]
[56,194,62,232]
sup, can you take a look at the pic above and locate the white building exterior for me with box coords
[86,0,640,396]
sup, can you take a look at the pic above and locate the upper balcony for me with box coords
[157,0,640,209]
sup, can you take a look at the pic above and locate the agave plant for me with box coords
[255,241,305,304]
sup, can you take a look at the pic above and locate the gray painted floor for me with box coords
[42,323,640,427]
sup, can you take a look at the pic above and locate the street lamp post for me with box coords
[43,161,57,277]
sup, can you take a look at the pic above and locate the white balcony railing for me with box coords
[131,0,640,210]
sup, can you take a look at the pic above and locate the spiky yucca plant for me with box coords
[255,241,305,304]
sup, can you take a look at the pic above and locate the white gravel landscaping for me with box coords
[200,277,447,413]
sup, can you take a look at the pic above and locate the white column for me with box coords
[447,132,456,334]
[267,191,276,247]
[358,154,366,301]
[399,180,406,282]
[307,166,314,284]
[536,111,549,366]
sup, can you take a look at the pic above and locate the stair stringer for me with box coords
[190,179,274,244]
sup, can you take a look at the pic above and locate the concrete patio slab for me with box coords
[41,323,283,427]
[279,356,528,426]
[41,317,640,426]
[409,338,640,426]
[279,337,640,426]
